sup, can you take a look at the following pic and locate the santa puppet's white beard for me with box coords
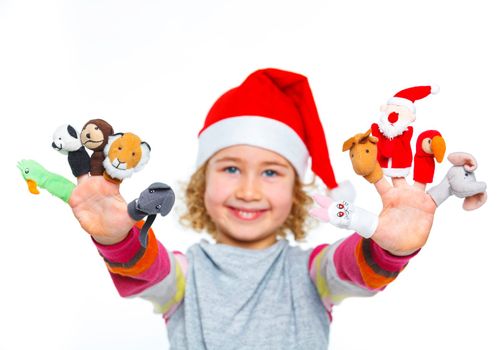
[377,113,411,139]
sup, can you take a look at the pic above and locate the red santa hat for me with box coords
[387,85,440,113]
[196,68,342,191]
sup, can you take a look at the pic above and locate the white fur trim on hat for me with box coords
[387,97,416,113]
[430,85,440,94]
[196,116,309,178]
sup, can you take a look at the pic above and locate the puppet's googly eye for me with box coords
[156,204,161,210]
[149,189,155,193]
[24,168,30,174]
[337,211,344,217]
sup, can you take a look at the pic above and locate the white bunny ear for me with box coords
[447,152,478,171]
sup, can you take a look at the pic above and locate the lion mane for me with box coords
[103,132,151,180]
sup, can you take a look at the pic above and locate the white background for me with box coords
[1,1,500,349]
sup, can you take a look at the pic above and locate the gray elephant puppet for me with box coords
[427,152,487,210]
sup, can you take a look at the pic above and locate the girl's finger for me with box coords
[374,177,392,196]
[413,181,427,191]
[391,177,408,188]
[100,174,123,194]
[77,174,89,185]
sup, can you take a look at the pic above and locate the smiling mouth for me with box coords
[112,159,127,170]
[84,139,104,145]
[228,207,268,221]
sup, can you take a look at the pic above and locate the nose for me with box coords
[235,175,262,201]
[388,112,399,124]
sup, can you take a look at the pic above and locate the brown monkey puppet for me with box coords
[80,119,114,176]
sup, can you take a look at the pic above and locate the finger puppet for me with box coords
[371,85,439,178]
[17,159,76,203]
[80,119,114,176]
[309,194,378,239]
[427,152,487,210]
[103,132,151,184]
[342,129,383,183]
[413,130,446,184]
[52,124,91,177]
[128,183,175,247]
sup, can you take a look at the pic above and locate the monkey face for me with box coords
[81,123,105,150]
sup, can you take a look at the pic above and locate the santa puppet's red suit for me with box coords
[372,85,439,178]
[371,123,414,177]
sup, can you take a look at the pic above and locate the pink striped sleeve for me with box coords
[308,233,419,315]
[94,225,172,297]
[333,233,418,290]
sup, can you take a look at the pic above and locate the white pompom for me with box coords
[430,84,440,94]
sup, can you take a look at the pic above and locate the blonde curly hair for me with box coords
[179,161,318,242]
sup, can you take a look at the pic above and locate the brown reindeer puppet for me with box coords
[80,119,114,176]
[343,129,383,184]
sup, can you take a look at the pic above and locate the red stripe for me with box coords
[308,244,329,271]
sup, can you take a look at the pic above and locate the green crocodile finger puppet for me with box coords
[17,159,76,203]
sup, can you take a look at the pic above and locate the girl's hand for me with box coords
[371,178,436,256]
[68,175,136,245]
[310,177,436,256]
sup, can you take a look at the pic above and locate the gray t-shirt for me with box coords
[166,239,330,349]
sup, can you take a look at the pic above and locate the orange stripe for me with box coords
[355,239,396,289]
[107,221,159,277]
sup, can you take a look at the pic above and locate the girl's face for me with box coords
[204,145,295,249]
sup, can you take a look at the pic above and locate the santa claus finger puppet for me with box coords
[371,85,439,178]
[413,130,446,184]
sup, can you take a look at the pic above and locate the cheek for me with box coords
[204,174,233,215]
[397,109,415,122]
[266,182,294,217]
[108,146,118,160]
[126,153,141,167]
[91,129,104,140]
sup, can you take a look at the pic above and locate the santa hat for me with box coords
[196,68,343,192]
[387,85,440,113]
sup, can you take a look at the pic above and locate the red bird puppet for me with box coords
[413,130,446,184]
[372,85,439,178]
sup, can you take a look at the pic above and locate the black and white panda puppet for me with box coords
[52,124,91,177]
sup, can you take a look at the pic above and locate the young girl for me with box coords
[68,69,435,349]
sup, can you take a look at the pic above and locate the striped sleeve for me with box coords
[94,221,187,322]
[308,233,417,316]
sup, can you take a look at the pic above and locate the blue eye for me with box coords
[263,169,278,177]
[224,166,239,174]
